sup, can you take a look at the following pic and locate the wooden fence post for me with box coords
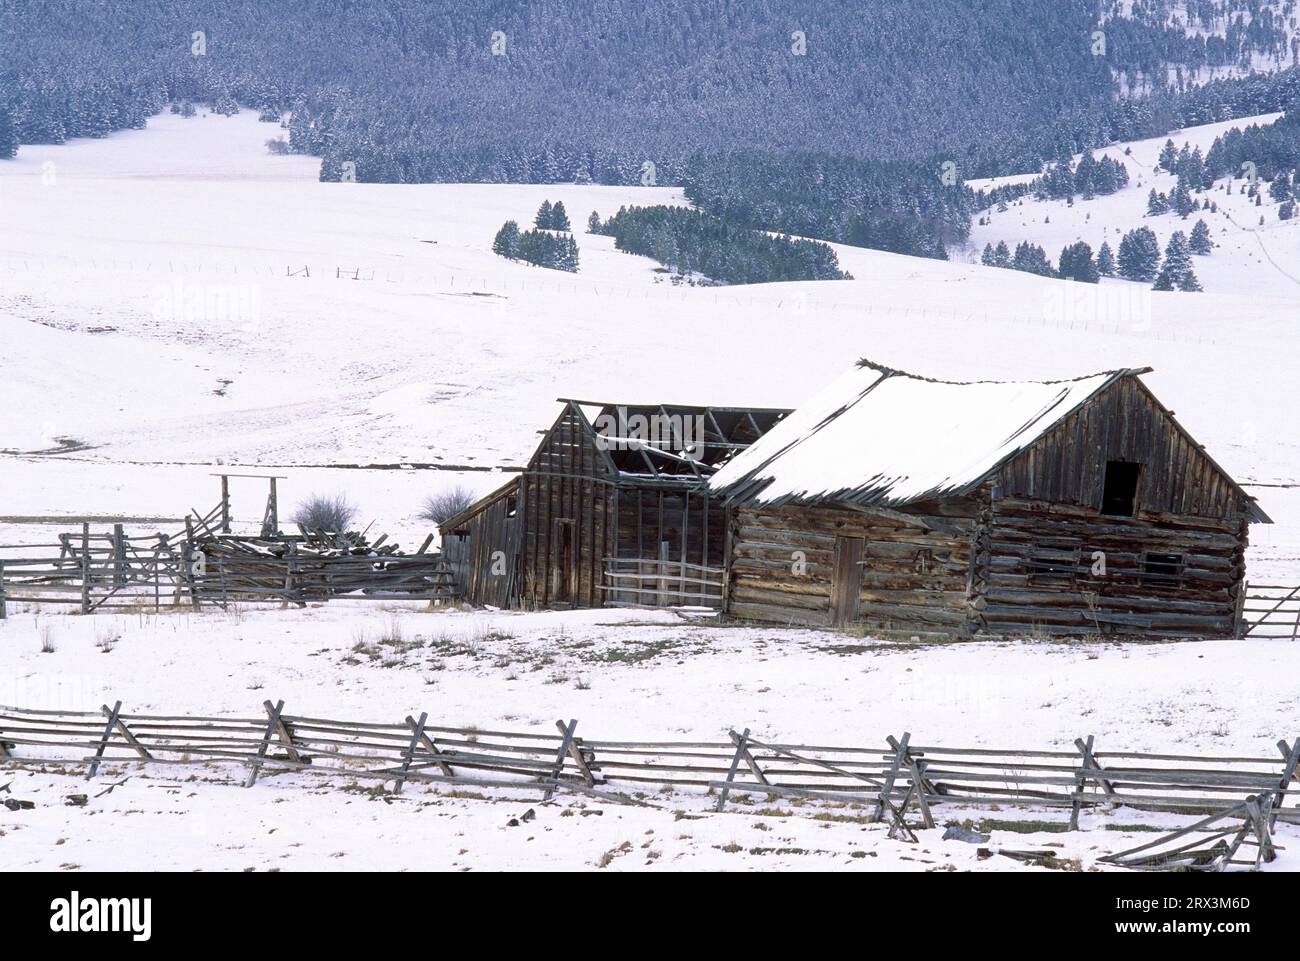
[558,719,598,787]
[80,522,91,614]
[220,474,231,533]
[1272,738,1300,830]
[874,732,910,823]
[246,699,285,788]
[264,700,304,765]
[543,719,580,801]
[112,524,127,589]
[715,727,752,812]
[86,699,124,779]
[394,711,428,794]
[0,560,7,620]
[404,714,453,776]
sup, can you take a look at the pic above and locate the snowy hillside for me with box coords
[1,109,1297,568]
[964,112,1300,300]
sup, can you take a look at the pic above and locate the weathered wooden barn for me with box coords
[708,360,1269,638]
[440,399,789,609]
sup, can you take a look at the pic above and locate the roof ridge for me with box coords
[855,357,1153,386]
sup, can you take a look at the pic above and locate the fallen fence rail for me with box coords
[1,701,1295,866]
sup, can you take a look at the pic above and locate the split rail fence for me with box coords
[1,702,1295,869]
[0,517,454,617]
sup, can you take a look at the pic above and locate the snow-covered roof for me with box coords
[708,359,1146,508]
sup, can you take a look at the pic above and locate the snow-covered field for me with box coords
[2,603,1297,871]
[2,110,1298,871]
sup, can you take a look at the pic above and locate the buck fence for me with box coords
[1,701,1295,869]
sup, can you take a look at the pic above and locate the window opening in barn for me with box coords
[1142,552,1184,588]
[1101,461,1142,517]
[452,528,468,541]
[506,495,518,518]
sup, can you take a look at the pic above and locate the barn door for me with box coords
[553,520,575,605]
[830,536,864,627]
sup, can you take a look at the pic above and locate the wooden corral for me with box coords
[440,399,788,609]
[711,361,1270,637]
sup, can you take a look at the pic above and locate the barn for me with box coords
[708,360,1269,638]
[440,399,789,609]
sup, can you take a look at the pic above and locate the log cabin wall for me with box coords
[727,502,978,630]
[976,496,1248,637]
[441,480,521,608]
[978,377,1255,637]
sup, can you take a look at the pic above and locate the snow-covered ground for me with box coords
[1,604,1297,871]
[1,109,1298,871]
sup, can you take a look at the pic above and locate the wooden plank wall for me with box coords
[520,405,616,609]
[997,376,1249,520]
[442,482,520,608]
[727,503,977,629]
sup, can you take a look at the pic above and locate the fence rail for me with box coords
[601,554,725,609]
[1,700,1295,868]
[0,521,454,616]
[1241,583,1300,639]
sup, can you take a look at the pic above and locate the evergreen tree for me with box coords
[587,211,603,234]
[1172,181,1196,217]
[550,201,571,231]
[1147,189,1169,215]
[0,108,17,160]
[1152,269,1175,291]
[992,240,1011,267]
[1158,139,1177,173]
[1269,172,1293,202]
[1281,200,1297,221]
[1011,241,1054,277]
[1189,219,1212,254]
[1161,231,1194,286]
[535,200,554,229]
[981,243,998,266]
[1096,241,1116,276]
[1057,241,1099,283]
[1117,227,1161,282]
[492,220,521,258]
[1176,268,1202,292]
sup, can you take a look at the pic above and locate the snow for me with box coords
[2,109,1299,870]
[963,112,1300,305]
[709,361,1129,506]
[0,603,1297,870]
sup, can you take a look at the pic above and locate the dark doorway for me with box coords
[830,536,864,627]
[1101,461,1142,517]
[554,520,575,604]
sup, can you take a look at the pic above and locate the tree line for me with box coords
[592,205,849,285]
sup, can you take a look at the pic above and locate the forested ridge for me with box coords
[4,1,1300,262]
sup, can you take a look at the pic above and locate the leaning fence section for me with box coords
[0,518,455,617]
[1,702,1295,870]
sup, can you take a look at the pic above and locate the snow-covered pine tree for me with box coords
[493,220,521,259]
[1189,219,1212,254]
[1117,227,1160,282]
[587,211,603,233]
[535,200,554,229]
[551,201,571,231]
[1096,241,1116,276]
[1162,231,1193,286]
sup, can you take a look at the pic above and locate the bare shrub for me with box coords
[420,486,476,525]
[290,493,358,533]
